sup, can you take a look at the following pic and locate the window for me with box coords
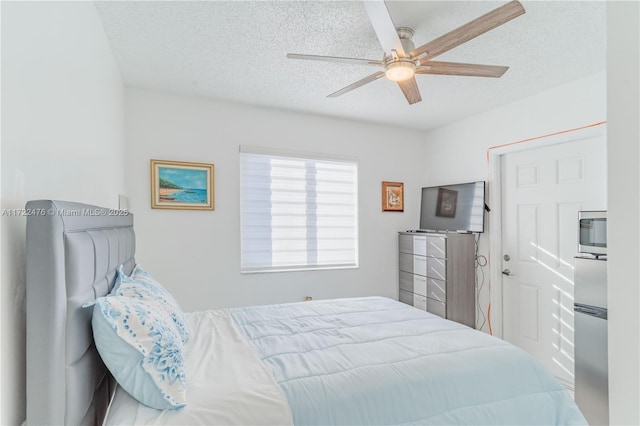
[240,146,358,273]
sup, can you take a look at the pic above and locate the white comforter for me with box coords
[105,309,293,425]
[230,297,586,425]
[105,297,585,425]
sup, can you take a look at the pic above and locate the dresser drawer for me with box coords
[399,272,428,296]
[399,253,412,273]
[426,236,446,258]
[426,256,446,280]
[412,236,427,256]
[399,253,427,276]
[399,271,412,293]
[399,289,414,306]
[427,298,446,318]
[399,234,427,256]
[413,294,427,311]
[427,277,446,302]
[413,275,427,297]
[399,234,413,254]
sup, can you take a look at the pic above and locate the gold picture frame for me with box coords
[382,181,404,212]
[150,159,214,210]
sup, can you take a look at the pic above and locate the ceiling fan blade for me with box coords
[327,71,386,98]
[363,1,406,57]
[416,61,509,78]
[287,53,384,67]
[410,0,525,61]
[397,76,422,105]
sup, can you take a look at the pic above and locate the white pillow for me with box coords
[115,264,190,343]
[88,295,187,410]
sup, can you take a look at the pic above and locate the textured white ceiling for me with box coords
[95,1,606,132]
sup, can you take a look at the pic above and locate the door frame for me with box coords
[487,122,607,338]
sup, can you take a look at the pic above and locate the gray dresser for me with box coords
[398,232,476,328]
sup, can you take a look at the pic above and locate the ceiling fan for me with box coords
[287,0,526,105]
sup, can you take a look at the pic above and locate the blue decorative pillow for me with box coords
[88,296,187,410]
[115,265,189,343]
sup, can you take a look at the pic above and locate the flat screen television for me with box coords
[419,181,485,233]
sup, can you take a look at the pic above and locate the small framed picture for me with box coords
[436,188,458,218]
[150,159,214,210]
[382,181,404,212]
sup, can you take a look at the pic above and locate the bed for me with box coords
[25,200,587,425]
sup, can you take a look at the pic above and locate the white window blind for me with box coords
[240,147,358,273]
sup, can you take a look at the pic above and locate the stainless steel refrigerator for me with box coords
[574,256,608,425]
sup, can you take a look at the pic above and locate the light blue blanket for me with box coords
[230,296,586,425]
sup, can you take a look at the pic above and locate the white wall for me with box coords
[421,71,606,333]
[422,72,606,186]
[125,89,425,312]
[606,2,640,424]
[420,72,606,332]
[0,2,125,423]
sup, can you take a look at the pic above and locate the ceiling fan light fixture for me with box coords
[385,61,416,82]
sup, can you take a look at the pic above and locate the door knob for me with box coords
[502,268,512,276]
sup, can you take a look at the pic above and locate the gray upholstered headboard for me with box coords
[26,200,136,425]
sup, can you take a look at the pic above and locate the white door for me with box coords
[501,136,606,388]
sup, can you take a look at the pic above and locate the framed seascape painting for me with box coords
[382,181,404,212]
[151,160,214,210]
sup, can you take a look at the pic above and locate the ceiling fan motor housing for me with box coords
[382,27,417,81]
[384,27,416,61]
